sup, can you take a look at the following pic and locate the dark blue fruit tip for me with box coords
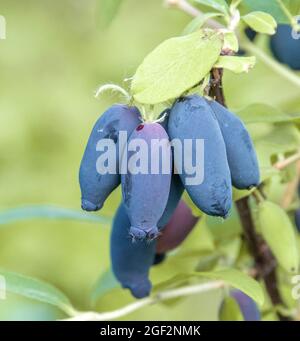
[130,226,159,241]
[125,279,152,299]
[81,199,103,212]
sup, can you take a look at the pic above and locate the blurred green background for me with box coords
[0,0,299,321]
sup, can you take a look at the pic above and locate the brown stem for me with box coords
[209,68,289,321]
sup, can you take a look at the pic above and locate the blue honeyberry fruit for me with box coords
[110,203,155,299]
[230,290,261,321]
[168,94,232,217]
[295,208,300,233]
[207,99,260,189]
[121,123,172,240]
[79,104,141,211]
[111,175,183,297]
[270,24,300,70]
[158,174,184,228]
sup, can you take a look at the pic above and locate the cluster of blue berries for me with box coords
[79,94,259,298]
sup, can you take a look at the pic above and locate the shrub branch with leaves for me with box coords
[1,0,300,322]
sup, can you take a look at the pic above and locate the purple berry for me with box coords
[121,123,172,240]
[157,200,198,254]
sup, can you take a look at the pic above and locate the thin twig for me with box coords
[274,151,300,171]
[164,0,223,29]
[62,281,224,321]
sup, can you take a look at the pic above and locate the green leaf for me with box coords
[182,13,223,35]
[242,11,277,34]
[257,201,299,273]
[176,214,215,256]
[242,0,297,23]
[246,123,274,141]
[0,205,111,226]
[237,103,300,124]
[91,268,120,304]
[195,251,222,271]
[0,269,75,315]
[253,123,300,181]
[207,207,242,241]
[255,123,300,155]
[196,269,265,306]
[131,29,223,104]
[223,31,239,52]
[97,0,123,29]
[219,296,244,321]
[194,0,230,14]
[152,274,189,293]
[214,56,256,73]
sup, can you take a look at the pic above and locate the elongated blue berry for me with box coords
[168,94,232,217]
[111,175,183,298]
[158,174,184,228]
[121,123,172,240]
[110,203,155,298]
[207,99,260,189]
[79,105,141,211]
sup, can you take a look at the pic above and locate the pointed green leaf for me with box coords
[131,29,223,104]
[242,0,289,23]
[242,11,277,34]
[237,103,300,124]
[0,205,111,226]
[214,56,256,73]
[0,269,75,315]
[257,201,299,273]
[196,269,265,306]
[194,0,229,14]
